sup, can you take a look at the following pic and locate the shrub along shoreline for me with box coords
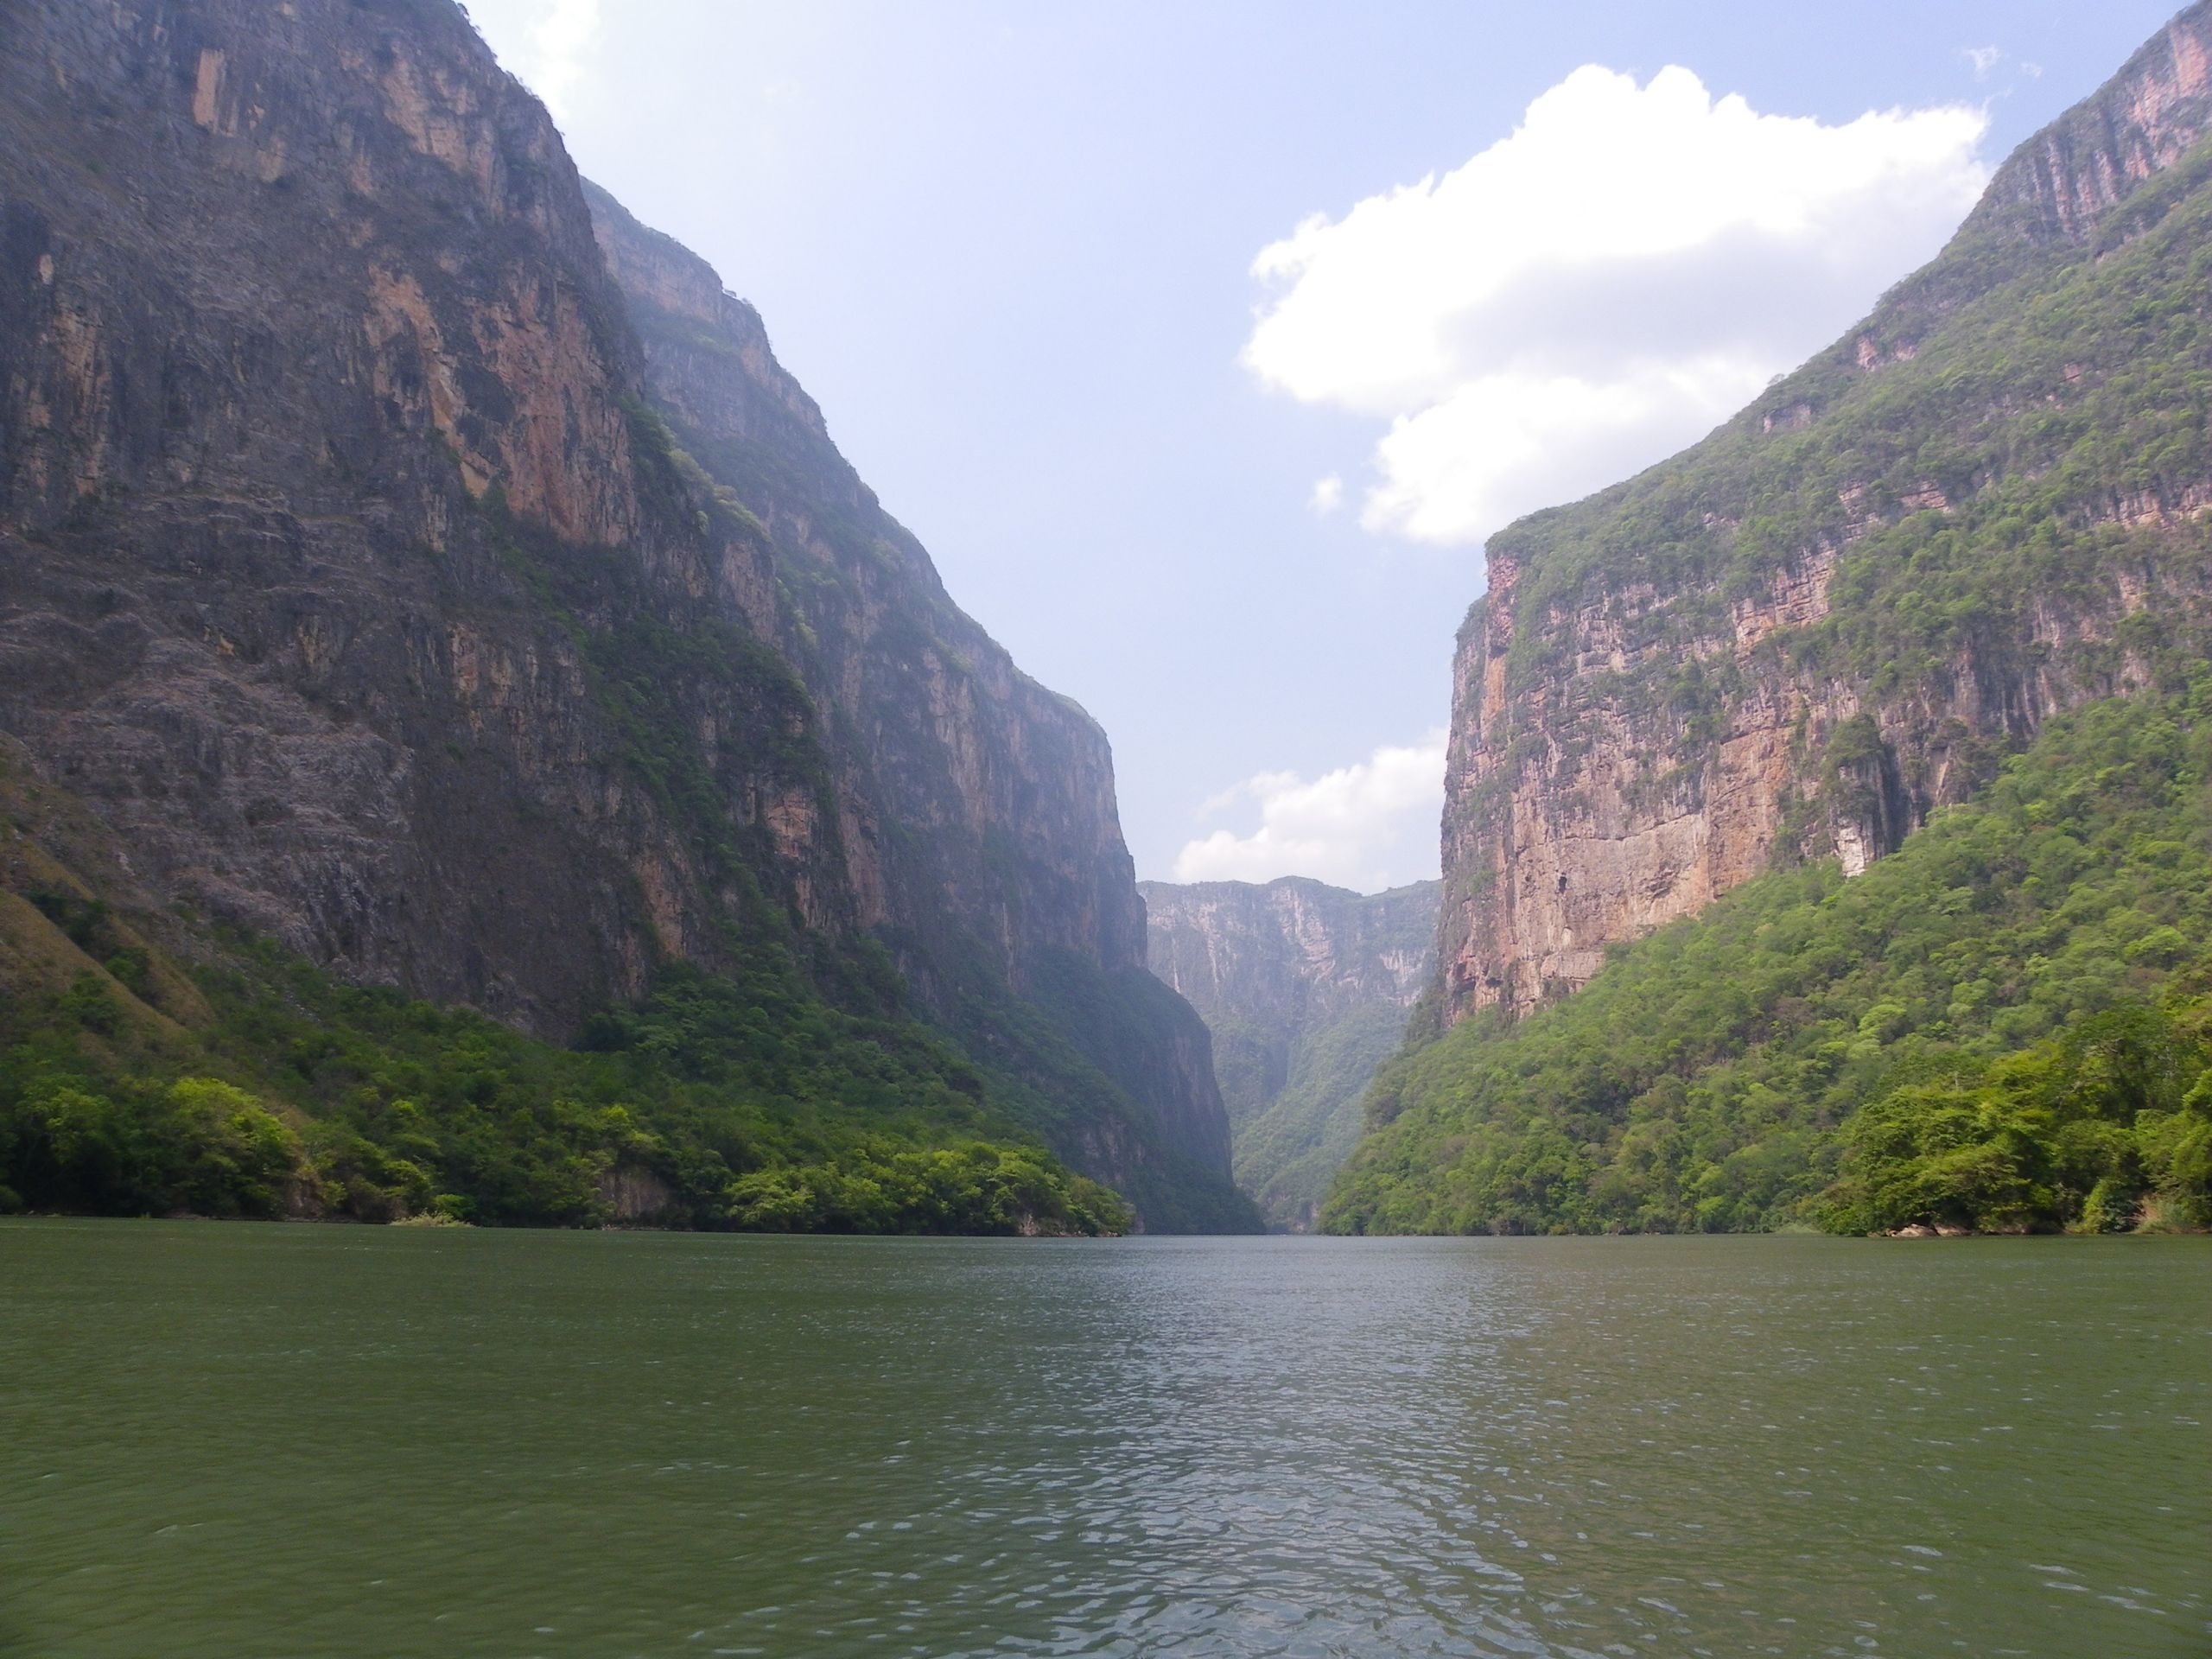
[0,938,1133,1237]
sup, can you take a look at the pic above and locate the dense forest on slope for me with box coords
[1325,688,2212,1236]
[0,741,1128,1233]
[1227,1001,1416,1224]
[1332,10,2212,1236]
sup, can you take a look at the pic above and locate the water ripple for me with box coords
[0,1225,2203,1658]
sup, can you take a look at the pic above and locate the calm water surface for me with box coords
[0,1224,2203,1658]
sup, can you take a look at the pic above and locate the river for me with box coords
[0,1223,2203,1657]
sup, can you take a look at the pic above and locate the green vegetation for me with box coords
[1231,1001,1414,1226]
[1825,1004,2212,1236]
[1337,105,2212,1237]
[0,630,1153,1238]
[1325,690,2212,1236]
[0,901,1130,1233]
[1142,879,1435,1229]
[1498,260,2210,698]
[575,231,1261,1233]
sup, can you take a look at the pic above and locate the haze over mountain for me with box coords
[1141,876,1436,1227]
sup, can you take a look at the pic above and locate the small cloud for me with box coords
[1196,769,1295,820]
[1309,474,1345,515]
[1963,45,2003,80]
[1173,732,1446,890]
[464,0,602,121]
[529,0,601,118]
[2020,60,2044,79]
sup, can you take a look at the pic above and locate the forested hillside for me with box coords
[1327,690,2212,1234]
[1330,7,2212,1236]
[1430,5,2212,1027]
[1141,878,1434,1226]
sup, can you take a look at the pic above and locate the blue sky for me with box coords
[463,0,2178,890]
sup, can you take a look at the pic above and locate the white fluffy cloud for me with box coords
[1244,65,1990,544]
[464,0,602,120]
[1309,474,1345,514]
[1173,732,1446,891]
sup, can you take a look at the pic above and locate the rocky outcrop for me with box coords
[0,0,722,1027]
[0,0,1245,1228]
[1434,2,2212,1027]
[1962,10,2211,249]
[1142,877,1436,1226]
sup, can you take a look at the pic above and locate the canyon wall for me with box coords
[0,0,1245,1227]
[580,188,1236,1219]
[1434,3,2212,1027]
[1142,877,1435,1226]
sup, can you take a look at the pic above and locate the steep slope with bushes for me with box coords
[0,734,1129,1232]
[1325,7,2212,1236]
[1329,690,2212,1235]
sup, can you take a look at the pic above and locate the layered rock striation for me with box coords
[1434,2,2212,1027]
[0,0,1245,1227]
[1142,877,1436,1226]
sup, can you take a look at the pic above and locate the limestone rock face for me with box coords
[1979,11,2212,245]
[0,0,708,1027]
[0,0,1243,1226]
[1435,3,2212,1027]
[1141,877,1437,1226]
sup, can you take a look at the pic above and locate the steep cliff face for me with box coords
[580,189,1240,1224]
[1436,3,2212,1027]
[0,0,821,1028]
[1141,877,1436,1225]
[584,188,1149,982]
[0,0,1245,1228]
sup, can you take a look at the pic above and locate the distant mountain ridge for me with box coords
[1141,876,1436,1227]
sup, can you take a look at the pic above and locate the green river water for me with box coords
[0,1222,2203,1657]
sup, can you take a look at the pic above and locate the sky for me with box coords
[460,0,2179,892]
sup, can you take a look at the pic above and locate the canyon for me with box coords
[1141,876,1436,1227]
